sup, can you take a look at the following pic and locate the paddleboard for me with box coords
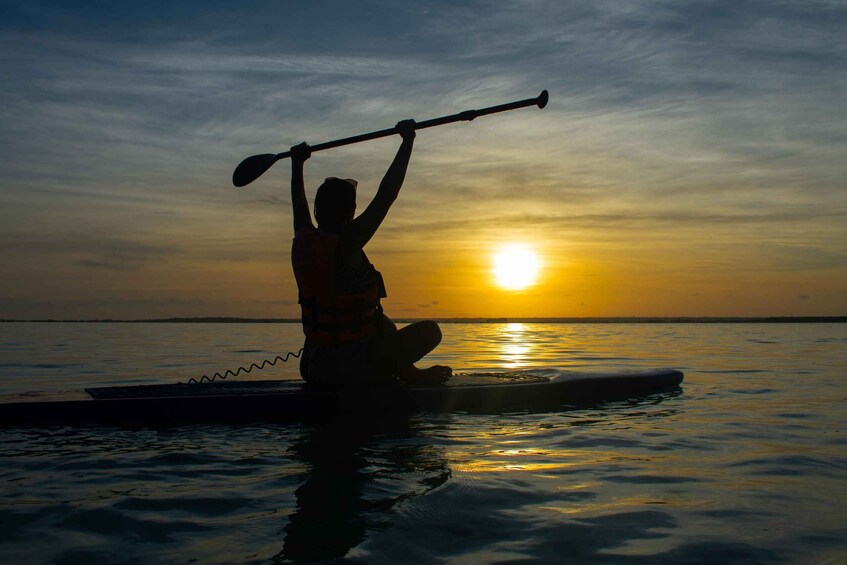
[0,368,683,426]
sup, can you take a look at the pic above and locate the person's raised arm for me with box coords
[346,120,416,248]
[290,142,313,232]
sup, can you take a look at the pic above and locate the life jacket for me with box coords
[291,228,386,345]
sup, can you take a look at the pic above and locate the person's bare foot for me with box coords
[400,365,452,386]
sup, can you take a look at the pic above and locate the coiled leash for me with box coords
[181,348,303,384]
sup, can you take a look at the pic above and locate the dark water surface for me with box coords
[1,322,845,563]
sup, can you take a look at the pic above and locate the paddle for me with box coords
[232,90,549,187]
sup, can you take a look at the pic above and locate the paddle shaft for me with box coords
[275,90,547,160]
[232,90,548,186]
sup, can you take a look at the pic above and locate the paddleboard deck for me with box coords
[0,368,683,426]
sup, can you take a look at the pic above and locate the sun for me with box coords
[492,243,540,290]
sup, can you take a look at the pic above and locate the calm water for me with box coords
[1,322,845,564]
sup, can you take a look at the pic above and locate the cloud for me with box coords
[378,209,847,236]
[0,232,181,260]
[262,299,298,306]
[72,259,137,272]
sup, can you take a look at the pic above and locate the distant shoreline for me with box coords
[1,317,845,324]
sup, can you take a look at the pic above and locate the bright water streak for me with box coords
[0,322,846,564]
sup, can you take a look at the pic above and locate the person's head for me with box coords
[314,177,358,231]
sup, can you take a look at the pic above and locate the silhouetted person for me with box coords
[290,120,451,386]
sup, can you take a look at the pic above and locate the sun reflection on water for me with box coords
[499,323,535,369]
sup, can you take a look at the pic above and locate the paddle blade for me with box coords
[536,90,549,109]
[232,153,279,187]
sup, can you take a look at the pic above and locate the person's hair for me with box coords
[314,177,357,230]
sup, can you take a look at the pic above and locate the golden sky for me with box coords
[1,2,845,319]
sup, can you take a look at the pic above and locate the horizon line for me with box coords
[1,316,845,324]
